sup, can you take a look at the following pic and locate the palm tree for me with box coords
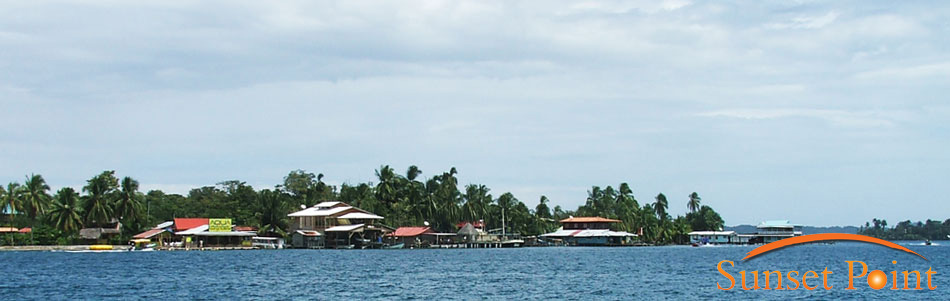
[687,192,701,213]
[82,171,118,228]
[2,182,23,244]
[49,187,83,234]
[654,193,668,221]
[257,189,287,236]
[115,176,144,226]
[22,174,52,242]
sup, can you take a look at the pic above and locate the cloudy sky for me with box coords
[1,1,947,226]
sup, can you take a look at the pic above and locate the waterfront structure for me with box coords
[287,201,389,248]
[539,217,637,246]
[134,218,256,249]
[689,220,804,245]
[687,231,738,244]
[388,226,435,248]
[132,221,173,247]
[754,220,803,243]
[78,219,122,243]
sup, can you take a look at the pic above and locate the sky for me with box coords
[1,0,948,227]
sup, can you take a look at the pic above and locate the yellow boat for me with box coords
[89,245,113,251]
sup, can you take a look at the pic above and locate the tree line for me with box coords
[858,218,950,241]
[1,165,724,245]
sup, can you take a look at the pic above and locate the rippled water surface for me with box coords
[1,242,946,300]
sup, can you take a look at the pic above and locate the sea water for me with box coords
[0,242,946,300]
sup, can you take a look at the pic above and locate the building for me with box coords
[539,217,637,246]
[387,226,435,248]
[754,220,803,243]
[687,231,737,244]
[287,201,390,249]
[688,220,804,245]
[79,219,122,243]
[133,218,256,249]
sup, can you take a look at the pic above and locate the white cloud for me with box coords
[766,11,839,29]
[854,62,950,80]
[697,109,897,128]
[0,1,947,226]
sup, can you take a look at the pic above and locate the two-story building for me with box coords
[288,201,389,248]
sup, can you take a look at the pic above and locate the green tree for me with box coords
[257,188,288,236]
[2,182,23,244]
[82,171,119,227]
[48,187,83,235]
[654,193,668,221]
[22,174,52,233]
[687,192,701,213]
[534,195,554,235]
[115,176,144,228]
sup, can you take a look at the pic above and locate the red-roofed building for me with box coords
[174,218,209,231]
[133,229,166,239]
[559,217,620,230]
[387,226,435,248]
[390,226,433,237]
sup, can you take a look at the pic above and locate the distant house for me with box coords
[388,226,435,248]
[754,220,803,243]
[79,219,122,243]
[539,217,637,246]
[133,218,256,249]
[689,220,804,245]
[287,201,390,249]
[688,231,738,244]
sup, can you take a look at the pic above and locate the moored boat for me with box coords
[383,242,405,249]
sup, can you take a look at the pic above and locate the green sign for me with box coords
[209,218,232,232]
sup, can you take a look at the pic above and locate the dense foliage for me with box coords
[858,218,950,241]
[1,166,725,245]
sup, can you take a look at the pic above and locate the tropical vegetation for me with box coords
[0,166,726,245]
[859,218,950,241]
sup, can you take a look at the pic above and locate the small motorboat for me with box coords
[383,243,405,249]
[925,239,932,246]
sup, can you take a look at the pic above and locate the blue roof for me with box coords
[1,204,20,215]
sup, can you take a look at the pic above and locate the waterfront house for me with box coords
[287,201,389,248]
[388,226,435,248]
[539,217,637,246]
[132,221,174,247]
[687,231,737,244]
[136,218,255,249]
[754,220,803,243]
[79,219,122,243]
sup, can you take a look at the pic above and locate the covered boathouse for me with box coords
[539,217,637,246]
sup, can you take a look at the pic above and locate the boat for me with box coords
[383,243,405,249]
[334,244,355,249]
[251,237,284,249]
[925,239,932,246]
[501,239,524,248]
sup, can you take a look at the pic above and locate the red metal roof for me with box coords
[234,226,257,232]
[389,226,433,237]
[559,217,621,223]
[133,229,165,239]
[174,218,209,231]
[18,227,31,233]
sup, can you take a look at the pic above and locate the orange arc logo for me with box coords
[742,233,927,261]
